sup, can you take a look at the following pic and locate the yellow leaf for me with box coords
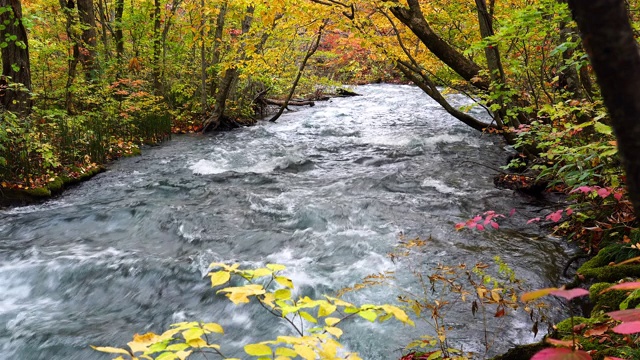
[318,302,337,317]
[275,289,291,300]
[358,310,377,322]
[294,344,316,360]
[182,328,204,342]
[319,338,340,358]
[202,323,224,334]
[299,311,317,323]
[210,271,230,287]
[262,292,276,308]
[275,276,294,289]
[90,346,132,356]
[324,317,340,326]
[187,338,207,348]
[252,268,273,278]
[266,264,286,271]
[176,350,192,360]
[521,287,558,302]
[325,326,343,338]
[275,347,298,357]
[245,343,272,356]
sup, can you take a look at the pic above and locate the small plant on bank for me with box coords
[92,262,414,360]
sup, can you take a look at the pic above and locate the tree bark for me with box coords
[152,0,162,95]
[76,0,98,79]
[0,0,32,114]
[269,22,325,123]
[114,0,125,63]
[202,6,255,132]
[567,0,640,215]
[389,0,490,90]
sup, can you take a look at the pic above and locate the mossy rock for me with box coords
[24,187,51,197]
[588,282,639,315]
[555,316,605,337]
[578,245,640,282]
[48,177,64,193]
[490,342,547,360]
[599,346,640,360]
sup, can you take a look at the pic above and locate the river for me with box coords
[0,84,572,359]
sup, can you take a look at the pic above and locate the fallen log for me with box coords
[263,98,315,107]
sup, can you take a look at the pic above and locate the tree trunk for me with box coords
[389,0,490,90]
[0,0,31,114]
[114,0,125,64]
[76,0,98,80]
[567,0,640,215]
[209,1,228,97]
[152,0,162,95]
[269,22,326,123]
[202,6,254,132]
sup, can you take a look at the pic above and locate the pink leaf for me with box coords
[546,210,563,223]
[603,282,640,292]
[566,208,573,216]
[604,357,628,360]
[484,210,496,216]
[597,188,611,198]
[614,193,623,201]
[484,214,494,224]
[509,208,516,217]
[467,222,477,230]
[473,216,482,222]
[612,321,640,334]
[550,288,589,301]
[490,221,499,229]
[531,348,592,360]
[527,217,541,224]
[572,186,593,194]
[607,309,640,322]
[455,223,465,231]
[476,224,485,231]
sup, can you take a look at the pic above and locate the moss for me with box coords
[124,147,141,157]
[599,346,640,360]
[578,245,640,282]
[24,187,51,197]
[47,177,64,193]
[589,282,628,315]
[555,316,600,337]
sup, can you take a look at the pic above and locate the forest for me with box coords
[3,0,640,359]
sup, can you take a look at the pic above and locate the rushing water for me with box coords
[0,84,572,359]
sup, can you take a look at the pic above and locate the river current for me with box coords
[0,84,572,359]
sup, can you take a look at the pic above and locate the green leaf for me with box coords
[594,122,612,135]
[245,343,272,356]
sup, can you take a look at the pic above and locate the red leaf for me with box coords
[614,193,623,201]
[602,282,640,293]
[531,348,591,360]
[509,208,516,216]
[550,288,589,301]
[566,208,573,216]
[455,223,465,231]
[546,210,563,223]
[572,186,593,194]
[527,217,541,224]
[476,224,485,231]
[584,325,608,337]
[604,357,628,360]
[607,309,640,322]
[597,188,611,198]
[612,321,640,334]
[490,221,499,229]
[546,338,574,348]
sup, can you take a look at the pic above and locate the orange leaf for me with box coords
[521,287,559,302]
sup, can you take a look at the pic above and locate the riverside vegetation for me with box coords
[3,0,640,359]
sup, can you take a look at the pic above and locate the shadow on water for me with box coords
[0,84,573,359]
